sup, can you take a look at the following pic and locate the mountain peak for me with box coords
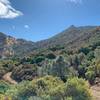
[67,25,77,31]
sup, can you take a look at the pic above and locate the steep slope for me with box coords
[36,25,99,50]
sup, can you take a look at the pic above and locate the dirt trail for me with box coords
[3,72,17,85]
[91,84,100,100]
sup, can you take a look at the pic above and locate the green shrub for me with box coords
[85,70,96,84]
[46,53,56,59]
[11,64,38,82]
[79,47,90,55]
[0,81,10,94]
[65,77,92,100]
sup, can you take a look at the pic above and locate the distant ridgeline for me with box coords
[0,25,100,58]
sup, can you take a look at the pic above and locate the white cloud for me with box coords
[66,0,82,4]
[0,0,23,19]
[24,25,30,29]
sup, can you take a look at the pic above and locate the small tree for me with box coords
[49,56,69,81]
[85,70,96,84]
[46,53,56,59]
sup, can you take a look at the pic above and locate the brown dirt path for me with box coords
[3,72,17,85]
[91,84,100,100]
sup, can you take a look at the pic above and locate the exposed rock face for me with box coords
[0,32,35,58]
[2,36,16,58]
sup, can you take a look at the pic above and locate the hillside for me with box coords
[0,32,35,58]
[0,25,100,58]
[36,25,100,49]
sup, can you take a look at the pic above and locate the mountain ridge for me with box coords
[36,25,99,49]
[0,25,100,58]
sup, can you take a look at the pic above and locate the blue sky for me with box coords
[0,0,100,41]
